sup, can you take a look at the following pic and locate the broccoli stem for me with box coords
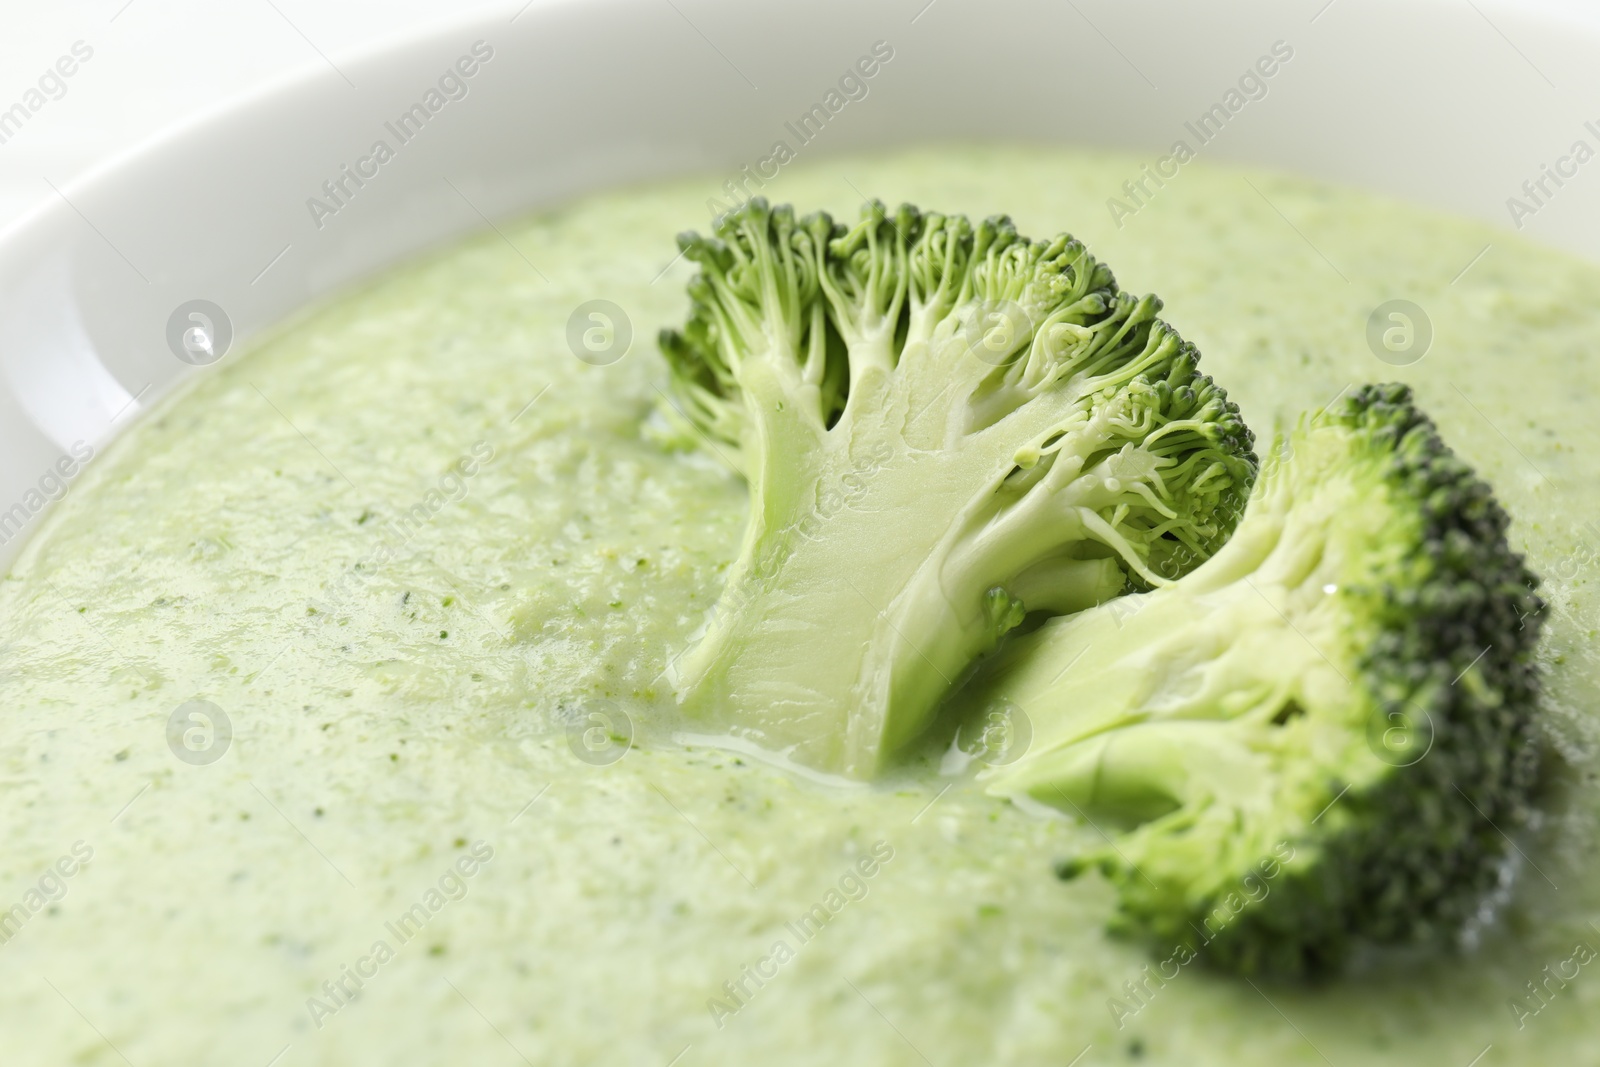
[983,455,1390,818]
[673,381,1147,777]
[988,576,1355,825]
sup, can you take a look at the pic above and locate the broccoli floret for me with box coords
[659,198,1255,777]
[973,383,1547,974]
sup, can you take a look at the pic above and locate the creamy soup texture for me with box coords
[2,147,1598,1066]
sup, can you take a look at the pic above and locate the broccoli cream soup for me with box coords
[3,147,1598,1066]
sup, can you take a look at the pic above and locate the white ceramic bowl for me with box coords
[3,0,1598,564]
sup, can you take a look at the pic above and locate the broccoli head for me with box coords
[973,383,1547,974]
[659,198,1255,777]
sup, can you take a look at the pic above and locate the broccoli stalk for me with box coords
[973,384,1546,974]
[660,199,1254,777]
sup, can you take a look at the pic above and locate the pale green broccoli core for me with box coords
[980,417,1417,881]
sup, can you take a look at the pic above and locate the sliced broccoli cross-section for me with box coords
[973,383,1547,974]
[659,198,1255,777]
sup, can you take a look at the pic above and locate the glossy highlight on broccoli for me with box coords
[973,384,1547,974]
[658,198,1255,777]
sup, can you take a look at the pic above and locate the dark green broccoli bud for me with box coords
[973,383,1547,974]
[659,198,1255,776]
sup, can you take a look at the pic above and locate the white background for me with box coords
[0,0,515,232]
